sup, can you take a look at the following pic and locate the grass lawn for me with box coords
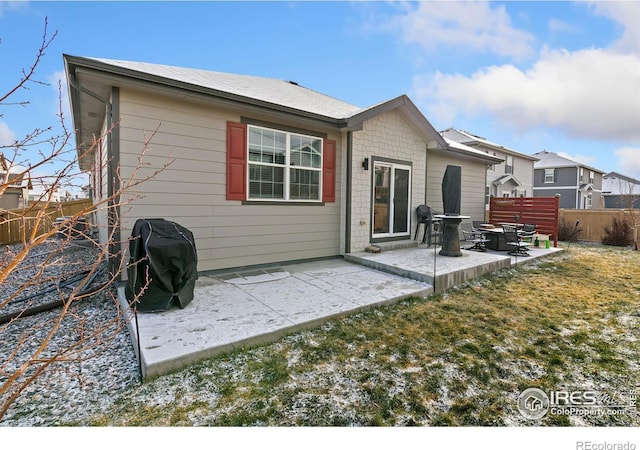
[88,244,639,426]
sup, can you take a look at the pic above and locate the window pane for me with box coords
[249,164,284,199]
[290,168,320,200]
[249,127,286,165]
[290,135,322,169]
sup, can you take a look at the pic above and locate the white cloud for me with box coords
[614,147,640,178]
[0,1,26,17]
[587,1,640,54]
[0,121,16,146]
[416,47,640,142]
[547,18,577,34]
[388,1,536,61]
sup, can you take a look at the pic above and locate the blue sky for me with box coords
[1,0,640,190]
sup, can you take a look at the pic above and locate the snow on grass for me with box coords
[71,245,640,426]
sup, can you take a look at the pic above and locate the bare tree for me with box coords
[0,18,171,420]
[617,177,640,250]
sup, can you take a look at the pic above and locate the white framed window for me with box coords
[505,155,514,174]
[544,169,555,183]
[589,171,595,184]
[247,125,322,201]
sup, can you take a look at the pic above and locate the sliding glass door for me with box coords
[372,161,411,239]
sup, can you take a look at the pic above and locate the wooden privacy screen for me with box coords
[489,197,560,247]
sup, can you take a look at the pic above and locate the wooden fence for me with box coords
[489,197,560,247]
[0,199,94,245]
[559,208,638,243]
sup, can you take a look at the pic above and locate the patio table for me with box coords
[480,227,508,251]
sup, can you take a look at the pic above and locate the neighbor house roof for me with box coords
[442,137,503,164]
[602,171,640,195]
[440,128,538,161]
[532,150,605,173]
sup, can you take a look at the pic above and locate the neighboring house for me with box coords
[27,181,63,203]
[441,128,537,209]
[0,157,30,210]
[65,55,501,274]
[602,172,640,209]
[532,150,605,209]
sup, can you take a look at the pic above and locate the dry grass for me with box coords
[87,244,639,426]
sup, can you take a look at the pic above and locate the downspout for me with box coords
[67,75,121,277]
[576,165,580,209]
[109,87,121,279]
[345,131,353,254]
[424,143,429,205]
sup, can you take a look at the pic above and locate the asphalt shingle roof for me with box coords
[533,150,605,173]
[91,58,363,120]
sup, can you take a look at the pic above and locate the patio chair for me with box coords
[518,223,537,241]
[504,229,531,256]
[461,223,483,241]
[472,221,484,231]
[414,205,441,246]
[465,232,489,252]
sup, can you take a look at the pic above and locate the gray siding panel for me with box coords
[426,152,487,224]
[117,88,342,272]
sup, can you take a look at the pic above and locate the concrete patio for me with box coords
[119,243,563,379]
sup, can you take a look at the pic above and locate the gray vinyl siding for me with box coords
[534,167,577,187]
[426,151,487,224]
[116,87,342,272]
[533,187,576,208]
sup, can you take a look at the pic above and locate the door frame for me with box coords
[370,157,412,243]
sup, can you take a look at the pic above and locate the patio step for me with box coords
[370,240,419,252]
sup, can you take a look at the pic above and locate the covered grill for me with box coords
[125,218,198,312]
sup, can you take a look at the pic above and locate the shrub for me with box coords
[602,217,633,247]
[558,220,582,242]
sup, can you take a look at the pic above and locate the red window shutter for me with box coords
[322,139,337,203]
[226,121,247,201]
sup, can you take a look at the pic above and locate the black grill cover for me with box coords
[125,218,198,312]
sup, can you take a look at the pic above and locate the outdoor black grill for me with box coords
[125,218,198,312]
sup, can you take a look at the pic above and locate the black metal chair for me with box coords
[414,205,441,246]
[505,229,531,256]
[518,223,537,240]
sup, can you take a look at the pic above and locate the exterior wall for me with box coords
[0,190,21,209]
[349,110,427,251]
[533,166,577,187]
[116,87,343,272]
[534,167,606,209]
[425,151,488,225]
[92,119,110,245]
[533,186,576,208]
[605,195,640,209]
[470,147,534,210]
[511,155,535,197]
